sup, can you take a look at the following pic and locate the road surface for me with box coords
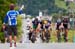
[0,43,75,49]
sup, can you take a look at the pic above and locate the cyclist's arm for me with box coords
[59,23,64,29]
[48,20,51,26]
[37,23,41,30]
[38,23,41,28]
[43,24,45,29]
[37,20,41,29]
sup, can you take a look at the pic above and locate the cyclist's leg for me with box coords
[8,26,12,47]
[30,25,36,43]
[43,28,47,42]
[44,29,46,42]
[40,28,44,42]
[35,26,39,37]
[63,24,68,42]
[29,28,33,40]
[56,28,61,42]
[45,28,50,43]
[31,29,37,43]
[41,29,45,42]
[64,28,68,42]
[48,26,51,38]
[12,26,17,47]
[4,31,9,43]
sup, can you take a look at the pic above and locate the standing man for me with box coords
[3,4,24,47]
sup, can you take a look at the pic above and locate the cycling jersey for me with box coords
[56,19,62,30]
[62,19,69,29]
[56,19,61,25]
[4,10,22,26]
[40,20,51,29]
[32,20,40,29]
[63,20,69,25]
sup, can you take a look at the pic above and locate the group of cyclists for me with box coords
[2,3,71,47]
[56,17,69,42]
[27,16,70,43]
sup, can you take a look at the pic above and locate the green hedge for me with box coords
[0,32,5,43]
[17,16,22,39]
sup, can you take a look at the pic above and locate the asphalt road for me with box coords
[0,43,75,49]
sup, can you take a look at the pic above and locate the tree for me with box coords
[0,0,17,43]
[0,0,16,30]
[17,0,68,16]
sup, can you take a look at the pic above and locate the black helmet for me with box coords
[9,4,15,10]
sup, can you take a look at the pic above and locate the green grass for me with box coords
[68,30,75,42]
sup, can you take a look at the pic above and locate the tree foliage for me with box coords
[0,0,16,30]
[17,0,68,16]
[0,0,17,43]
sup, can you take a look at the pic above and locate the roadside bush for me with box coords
[17,16,22,40]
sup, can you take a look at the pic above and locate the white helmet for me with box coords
[32,18,35,21]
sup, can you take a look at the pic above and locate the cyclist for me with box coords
[32,18,41,34]
[26,17,31,30]
[3,4,23,47]
[40,19,51,42]
[56,18,62,42]
[62,17,69,42]
[29,18,41,43]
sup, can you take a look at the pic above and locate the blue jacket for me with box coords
[4,10,22,26]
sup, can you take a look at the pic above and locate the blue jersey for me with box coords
[4,10,22,26]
